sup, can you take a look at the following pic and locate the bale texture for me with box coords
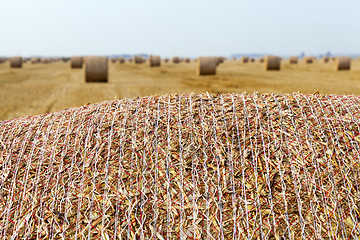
[197,57,217,75]
[85,56,108,82]
[0,93,360,239]
[9,56,22,68]
[172,57,180,64]
[264,55,281,70]
[335,57,351,71]
[149,55,161,67]
[71,56,83,69]
[289,56,298,64]
[118,57,125,63]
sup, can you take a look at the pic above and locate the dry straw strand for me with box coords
[85,56,108,82]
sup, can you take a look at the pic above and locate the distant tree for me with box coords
[325,51,331,57]
[300,52,305,58]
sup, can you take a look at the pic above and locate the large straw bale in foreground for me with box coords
[85,56,108,82]
[9,56,22,68]
[70,56,83,68]
[335,56,351,71]
[197,57,217,75]
[149,55,161,67]
[0,93,359,239]
[264,55,281,70]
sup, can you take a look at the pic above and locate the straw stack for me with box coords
[31,57,40,64]
[184,58,190,63]
[134,56,144,64]
[335,57,351,71]
[264,55,281,70]
[164,58,169,63]
[304,56,313,64]
[258,57,264,63]
[240,56,249,63]
[149,55,161,67]
[197,57,217,75]
[118,57,125,63]
[172,57,180,64]
[0,58,5,64]
[289,56,298,64]
[71,56,83,68]
[85,56,108,82]
[322,56,330,63]
[111,58,117,63]
[9,56,22,68]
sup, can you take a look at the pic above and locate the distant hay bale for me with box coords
[31,57,40,64]
[111,58,117,63]
[0,58,6,64]
[304,56,313,64]
[41,58,50,64]
[128,58,133,63]
[149,55,161,67]
[85,56,108,83]
[134,56,144,64]
[197,57,217,76]
[172,57,180,64]
[258,57,264,63]
[264,55,281,71]
[250,58,255,62]
[184,58,190,63]
[71,56,83,68]
[322,56,330,63]
[289,56,298,64]
[118,57,125,63]
[335,57,351,71]
[240,56,249,63]
[164,58,169,63]
[9,56,22,68]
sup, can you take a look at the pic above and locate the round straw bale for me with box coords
[304,56,313,64]
[289,56,298,64]
[250,58,255,62]
[134,56,144,64]
[258,57,264,63]
[264,55,281,70]
[128,58,133,63]
[31,57,40,64]
[111,58,117,63]
[71,56,83,68]
[41,58,50,64]
[322,56,329,63]
[85,56,108,82]
[335,57,351,71]
[149,55,161,67]
[9,56,23,68]
[197,57,217,76]
[240,56,249,63]
[164,58,169,63]
[184,58,190,63]
[172,57,180,64]
[118,57,125,63]
[0,58,5,64]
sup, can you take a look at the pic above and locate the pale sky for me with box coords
[0,0,359,57]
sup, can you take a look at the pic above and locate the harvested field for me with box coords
[0,60,360,120]
[0,92,359,238]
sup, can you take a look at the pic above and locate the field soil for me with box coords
[0,59,359,121]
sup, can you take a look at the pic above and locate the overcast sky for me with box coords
[0,0,359,57]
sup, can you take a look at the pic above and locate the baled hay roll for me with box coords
[118,57,125,63]
[164,58,169,63]
[250,58,255,62]
[0,58,6,64]
[184,57,190,63]
[258,57,264,63]
[134,56,144,64]
[85,56,108,82]
[172,56,180,63]
[41,58,50,64]
[240,56,249,63]
[9,56,23,68]
[197,57,217,75]
[110,58,117,63]
[31,57,40,64]
[149,55,161,67]
[289,56,298,64]
[304,56,313,64]
[264,55,281,70]
[335,56,351,71]
[128,58,133,62]
[322,56,330,63]
[1,93,360,239]
[70,56,83,68]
